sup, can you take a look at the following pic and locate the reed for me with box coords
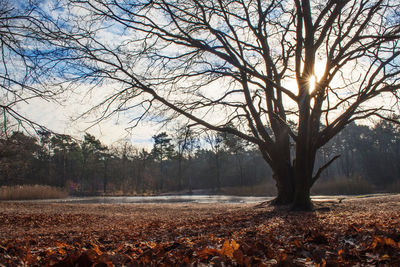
[312,176,374,195]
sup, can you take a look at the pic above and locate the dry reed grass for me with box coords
[312,176,374,195]
[0,185,68,200]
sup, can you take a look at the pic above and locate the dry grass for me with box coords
[0,185,68,200]
[388,180,400,193]
[312,176,374,195]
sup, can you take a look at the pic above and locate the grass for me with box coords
[0,185,68,200]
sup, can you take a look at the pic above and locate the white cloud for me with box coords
[16,84,158,148]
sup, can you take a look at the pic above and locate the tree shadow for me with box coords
[242,202,340,265]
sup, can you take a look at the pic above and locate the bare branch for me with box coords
[312,154,341,186]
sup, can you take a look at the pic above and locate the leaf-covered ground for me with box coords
[0,195,399,266]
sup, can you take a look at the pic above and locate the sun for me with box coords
[281,59,328,94]
[309,75,317,92]
[309,59,327,92]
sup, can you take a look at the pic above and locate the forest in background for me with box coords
[0,119,399,196]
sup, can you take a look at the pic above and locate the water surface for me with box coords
[14,194,370,204]
[52,195,274,204]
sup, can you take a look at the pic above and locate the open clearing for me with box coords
[0,194,399,266]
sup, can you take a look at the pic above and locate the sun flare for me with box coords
[309,60,327,92]
[309,75,317,92]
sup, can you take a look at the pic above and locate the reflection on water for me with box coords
[50,195,274,204]
[15,194,354,204]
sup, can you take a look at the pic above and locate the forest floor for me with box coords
[0,194,399,266]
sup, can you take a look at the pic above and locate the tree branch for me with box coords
[311,155,340,186]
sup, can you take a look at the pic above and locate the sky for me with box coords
[17,93,157,149]
[13,47,394,150]
[4,0,399,150]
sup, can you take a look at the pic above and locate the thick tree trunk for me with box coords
[270,164,295,205]
[292,147,315,211]
[291,179,313,211]
[260,141,295,206]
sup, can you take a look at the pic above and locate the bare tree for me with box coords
[32,0,400,210]
[173,125,198,192]
[205,131,224,192]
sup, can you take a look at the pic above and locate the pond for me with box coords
[49,195,274,204]
[26,194,348,204]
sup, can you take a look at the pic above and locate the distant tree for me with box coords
[50,134,79,187]
[98,151,111,193]
[221,130,248,186]
[173,126,198,191]
[205,132,225,191]
[135,149,150,194]
[173,127,188,191]
[359,119,400,186]
[114,141,132,192]
[183,129,199,193]
[152,133,174,161]
[81,133,108,192]
[0,132,40,185]
[327,123,369,178]
[114,141,147,194]
[37,130,54,182]
[152,132,174,191]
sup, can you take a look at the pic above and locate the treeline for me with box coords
[0,120,399,195]
[316,120,400,192]
[0,129,271,195]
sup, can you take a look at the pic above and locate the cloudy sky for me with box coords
[4,0,399,150]
[18,90,157,148]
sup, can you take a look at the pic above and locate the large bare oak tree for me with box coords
[34,0,400,210]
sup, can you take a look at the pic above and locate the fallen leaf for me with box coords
[220,240,240,258]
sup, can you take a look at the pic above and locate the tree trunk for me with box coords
[262,139,295,206]
[291,178,313,211]
[140,158,146,194]
[268,158,315,210]
[270,164,295,205]
[292,147,315,211]
[103,160,108,194]
[178,157,183,191]
[236,154,244,186]
[62,149,66,187]
[215,152,221,192]
[188,155,193,194]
